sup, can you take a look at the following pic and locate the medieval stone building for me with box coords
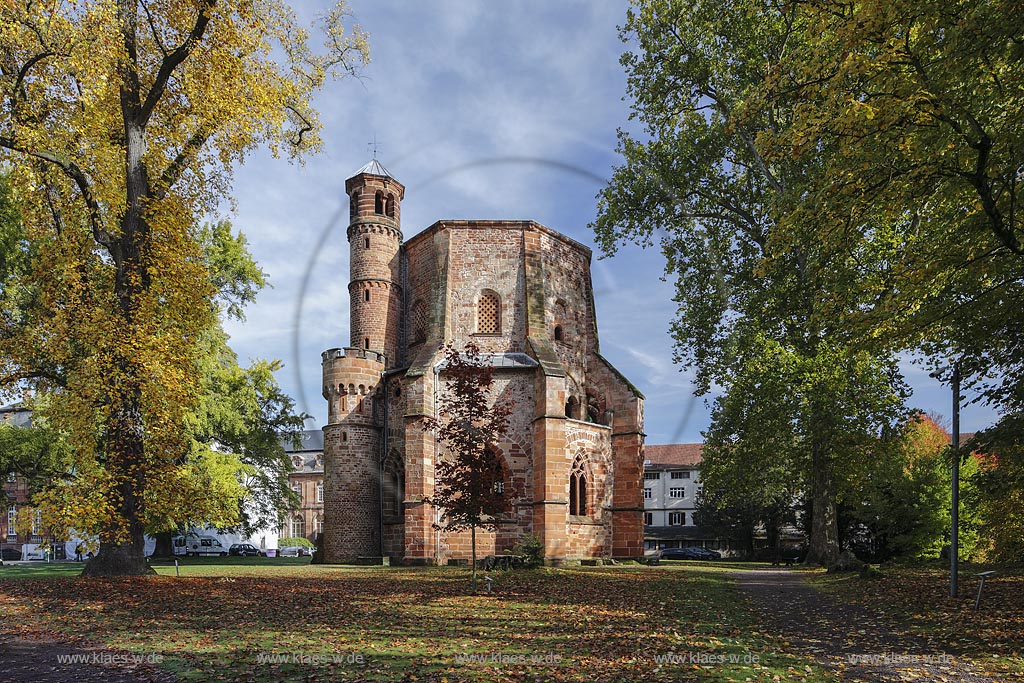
[320,160,645,564]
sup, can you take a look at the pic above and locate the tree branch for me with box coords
[152,129,210,200]
[138,0,215,125]
[0,136,110,246]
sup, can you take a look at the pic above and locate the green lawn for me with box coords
[0,560,839,683]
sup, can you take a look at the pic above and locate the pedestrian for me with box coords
[74,543,84,562]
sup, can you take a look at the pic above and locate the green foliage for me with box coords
[968,421,1024,562]
[277,536,314,548]
[511,533,545,568]
[596,0,910,564]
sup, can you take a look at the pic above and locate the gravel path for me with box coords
[733,569,1000,682]
[0,634,175,683]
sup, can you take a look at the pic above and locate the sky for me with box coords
[221,0,997,446]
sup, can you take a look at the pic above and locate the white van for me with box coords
[177,535,229,557]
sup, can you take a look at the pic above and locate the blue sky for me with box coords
[222,1,995,445]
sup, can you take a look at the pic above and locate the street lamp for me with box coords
[930,363,961,598]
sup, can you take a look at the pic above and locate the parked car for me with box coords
[659,547,721,561]
[278,545,314,557]
[228,543,264,557]
[1,547,22,561]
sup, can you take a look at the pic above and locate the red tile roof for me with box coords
[644,443,703,467]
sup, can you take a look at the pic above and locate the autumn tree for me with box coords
[753,0,1024,477]
[595,0,908,564]
[0,1,367,575]
[423,342,514,590]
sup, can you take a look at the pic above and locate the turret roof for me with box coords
[350,158,394,179]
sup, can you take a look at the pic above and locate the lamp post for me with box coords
[930,363,961,598]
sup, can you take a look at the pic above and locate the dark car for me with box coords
[0,547,21,561]
[659,547,721,561]
[228,543,264,557]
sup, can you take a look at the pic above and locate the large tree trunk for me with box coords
[804,442,839,566]
[151,531,175,558]
[82,396,155,577]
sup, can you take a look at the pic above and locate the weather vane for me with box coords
[367,135,381,160]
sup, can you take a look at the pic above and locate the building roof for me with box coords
[645,444,703,468]
[282,429,323,454]
[0,402,32,428]
[350,158,394,179]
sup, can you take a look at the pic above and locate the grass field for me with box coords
[0,559,838,683]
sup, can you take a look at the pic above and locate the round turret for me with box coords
[345,160,404,367]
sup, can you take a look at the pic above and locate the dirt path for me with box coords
[0,634,175,683]
[733,569,999,682]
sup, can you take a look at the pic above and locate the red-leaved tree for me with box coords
[423,342,514,589]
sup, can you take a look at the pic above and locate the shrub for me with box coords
[278,537,314,548]
[513,534,545,568]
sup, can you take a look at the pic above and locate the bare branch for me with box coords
[152,129,210,200]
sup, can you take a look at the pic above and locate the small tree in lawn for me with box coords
[423,342,514,590]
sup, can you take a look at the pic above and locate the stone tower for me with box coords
[321,160,405,562]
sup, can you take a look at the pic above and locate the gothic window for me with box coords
[477,290,500,334]
[569,454,589,516]
[489,451,506,496]
[386,193,395,218]
[410,299,427,345]
[374,191,384,214]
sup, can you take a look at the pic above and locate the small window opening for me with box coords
[364,338,370,349]
[364,236,370,249]
[374,191,384,214]
[554,325,563,342]
[364,289,371,302]
[386,194,395,218]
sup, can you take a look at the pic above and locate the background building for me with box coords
[642,444,735,555]
[282,430,325,543]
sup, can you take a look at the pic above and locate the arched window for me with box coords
[364,288,371,302]
[350,192,359,221]
[290,514,306,539]
[364,236,370,249]
[477,290,500,334]
[314,515,324,536]
[385,193,395,218]
[374,191,384,214]
[364,337,370,350]
[569,455,589,516]
[565,395,579,420]
[410,299,427,345]
[554,300,568,342]
[488,449,507,496]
